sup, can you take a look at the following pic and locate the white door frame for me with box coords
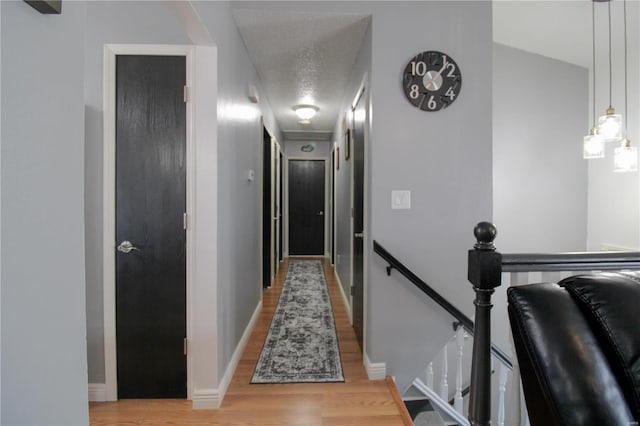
[102,44,208,402]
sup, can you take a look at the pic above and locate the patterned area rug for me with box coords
[251,260,344,383]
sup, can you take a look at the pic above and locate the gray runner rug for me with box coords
[251,260,344,383]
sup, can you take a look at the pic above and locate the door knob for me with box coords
[117,240,140,253]
[354,232,364,239]
[317,211,324,216]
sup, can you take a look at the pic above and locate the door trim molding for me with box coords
[102,44,196,401]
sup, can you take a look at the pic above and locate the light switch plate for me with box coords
[392,190,411,209]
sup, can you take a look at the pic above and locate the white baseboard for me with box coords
[192,388,221,409]
[191,300,263,410]
[334,270,353,324]
[364,352,386,380]
[88,383,107,402]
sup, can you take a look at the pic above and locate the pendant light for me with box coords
[584,0,605,159]
[598,0,623,142]
[613,0,637,172]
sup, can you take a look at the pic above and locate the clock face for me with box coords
[402,51,462,111]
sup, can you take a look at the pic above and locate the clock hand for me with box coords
[432,63,448,80]
[423,63,447,91]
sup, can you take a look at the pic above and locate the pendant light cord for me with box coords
[592,0,597,126]
[608,1,613,109]
[624,0,628,136]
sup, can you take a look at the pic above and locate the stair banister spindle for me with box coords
[454,325,465,414]
[440,345,449,400]
[498,362,509,426]
[427,362,434,389]
[467,222,502,426]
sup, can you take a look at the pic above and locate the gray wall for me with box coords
[84,0,191,383]
[83,0,280,388]
[587,1,640,251]
[284,141,333,158]
[493,43,588,253]
[191,1,281,381]
[1,1,89,424]
[367,1,493,391]
[333,20,372,305]
[491,43,588,351]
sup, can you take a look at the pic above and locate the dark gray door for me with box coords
[352,89,366,349]
[115,55,187,398]
[279,151,284,262]
[262,127,272,287]
[289,160,325,255]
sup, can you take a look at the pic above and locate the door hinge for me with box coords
[184,338,188,356]
[351,207,354,218]
[350,285,355,296]
[183,213,188,230]
[183,86,190,103]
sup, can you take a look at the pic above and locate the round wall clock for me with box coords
[402,50,462,111]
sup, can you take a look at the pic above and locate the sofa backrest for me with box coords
[560,272,640,420]
[508,280,635,425]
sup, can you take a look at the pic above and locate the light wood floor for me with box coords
[90,258,408,425]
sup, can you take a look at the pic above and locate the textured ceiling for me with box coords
[233,9,370,142]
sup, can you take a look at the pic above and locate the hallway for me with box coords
[89,258,409,425]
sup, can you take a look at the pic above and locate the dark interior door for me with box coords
[289,160,325,255]
[279,151,284,262]
[352,89,366,349]
[331,150,336,265]
[262,127,272,287]
[116,55,186,398]
[273,150,279,275]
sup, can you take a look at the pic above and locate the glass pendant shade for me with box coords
[584,128,605,159]
[613,139,638,172]
[598,107,623,142]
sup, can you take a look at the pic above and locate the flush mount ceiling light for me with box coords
[293,104,319,120]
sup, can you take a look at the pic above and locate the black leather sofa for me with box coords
[507,272,640,426]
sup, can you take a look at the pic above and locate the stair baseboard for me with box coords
[364,352,386,380]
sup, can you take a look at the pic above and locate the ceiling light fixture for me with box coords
[613,0,637,172]
[597,0,623,142]
[584,0,605,159]
[293,104,319,120]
